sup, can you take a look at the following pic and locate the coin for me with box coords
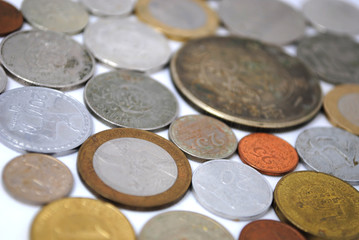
[218,0,306,45]
[31,198,136,240]
[2,153,73,204]
[274,171,359,240]
[84,70,178,130]
[0,1,23,36]
[135,0,218,41]
[21,0,88,34]
[192,160,272,220]
[0,87,92,153]
[80,0,135,16]
[0,30,95,89]
[139,211,234,240]
[323,84,359,135]
[238,133,298,176]
[171,36,322,129]
[0,65,7,93]
[77,128,191,209]
[84,17,171,72]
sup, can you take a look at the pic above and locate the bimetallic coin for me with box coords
[84,18,171,72]
[80,0,135,16]
[77,128,191,209]
[274,171,359,240]
[0,87,92,153]
[2,153,73,204]
[21,0,88,34]
[0,1,23,36]
[31,198,135,240]
[0,65,7,93]
[136,0,218,41]
[139,211,234,240]
[192,160,273,220]
[169,115,237,160]
[0,30,95,89]
[219,0,306,45]
[84,71,178,130]
[171,36,322,129]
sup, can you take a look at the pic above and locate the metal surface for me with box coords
[80,0,135,16]
[0,1,23,36]
[0,65,7,93]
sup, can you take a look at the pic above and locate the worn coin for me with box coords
[171,36,322,129]
[219,0,306,45]
[135,0,218,41]
[0,65,7,93]
[84,17,171,72]
[0,1,23,36]
[0,87,92,153]
[2,153,73,204]
[0,30,95,89]
[21,0,88,34]
[274,171,359,240]
[139,211,234,240]
[31,198,136,240]
[80,0,135,16]
[77,128,191,209]
[84,70,178,130]
[192,160,272,220]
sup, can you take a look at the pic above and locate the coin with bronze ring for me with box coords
[0,1,23,36]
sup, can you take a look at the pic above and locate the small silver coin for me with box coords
[0,30,95,89]
[0,87,92,153]
[295,127,359,185]
[192,160,273,220]
[84,70,178,130]
[84,18,171,72]
[218,0,306,45]
[0,65,7,93]
[80,0,135,17]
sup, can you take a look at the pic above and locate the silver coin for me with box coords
[0,65,7,93]
[218,0,306,45]
[0,87,92,153]
[302,0,359,35]
[84,18,171,72]
[80,0,135,17]
[21,0,88,34]
[0,30,95,89]
[295,127,359,185]
[84,70,178,130]
[192,160,273,220]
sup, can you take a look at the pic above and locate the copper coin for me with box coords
[77,128,192,209]
[238,133,298,175]
[0,1,23,36]
[239,219,306,240]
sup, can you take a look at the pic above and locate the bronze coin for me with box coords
[77,128,192,209]
[0,1,23,36]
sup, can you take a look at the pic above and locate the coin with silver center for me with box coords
[80,0,135,17]
[0,65,7,93]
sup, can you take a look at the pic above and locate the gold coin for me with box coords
[323,84,359,135]
[31,197,135,240]
[274,171,359,240]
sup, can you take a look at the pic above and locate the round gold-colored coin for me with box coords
[77,128,192,209]
[135,0,218,41]
[31,198,135,240]
[323,84,359,135]
[274,171,359,240]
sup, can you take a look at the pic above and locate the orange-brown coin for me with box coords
[238,133,298,176]
[0,1,23,36]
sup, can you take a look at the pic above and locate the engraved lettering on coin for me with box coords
[338,93,359,127]
[80,0,135,17]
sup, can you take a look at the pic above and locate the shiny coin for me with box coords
[0,65,7,93]
[78,128,191,209]
[171,36,322,129]
[219,0,306,45]
[296,127,359,185]
[139,211,234,240]
[80,0,135,16]
[192,160,272,220]
[0,87,92,153]
[31,198,135,240]
[21,0,88,34]
[84,17,171,72]
[2,153,73,204]
[238,133,298,176]
[135,0,218,41]
[0,1,23,36]
[323,84,359,135]
[84,70,178,130]
[297,33,359,85]
[0,30,95,89]
[274,171,359,240]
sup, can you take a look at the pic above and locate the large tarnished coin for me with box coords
[84,70,178,130]
[0,1,23,36]
[0,30,95,89]
[31,198,136,240]
[77,128,191,209]
[0,65,7,93]
[171,36,322,129]
[80,0,135,17]
[274,171,359,240]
